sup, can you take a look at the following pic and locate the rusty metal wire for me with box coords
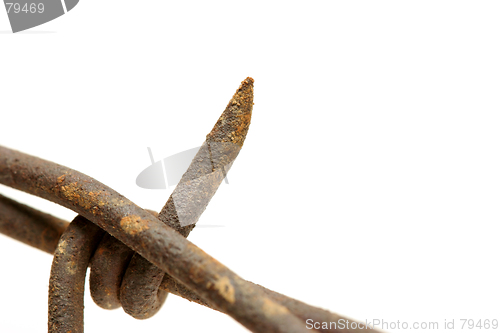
[0,78,381,333]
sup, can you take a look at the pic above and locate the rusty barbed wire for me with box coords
[0,193,68,254]
[0,78,380,333]
[90,77,253,321]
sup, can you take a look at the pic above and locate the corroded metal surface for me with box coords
[119,208,169,319]
[0,78,380,333]
[251,282,378,333]
[89,233,134,309]
[48,215,105,333]
[0,193,68,254]
[0,146,314,333]
[0,79,318,333]
[159,276,379,333]
[162,77,253,230]
[0,192,380,333]
[116,77,254,319]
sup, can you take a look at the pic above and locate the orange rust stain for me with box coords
[60,182,94,210]
[207,77,253,148]
[213,276,235,304]
[261,298,289,316]
[120,215,148,235]
[66,261,77,275]
[59,182,108,211]
[58,239,67,254]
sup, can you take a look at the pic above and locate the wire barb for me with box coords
[0,78,380,333]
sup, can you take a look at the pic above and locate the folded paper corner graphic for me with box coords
[4,0,79,33]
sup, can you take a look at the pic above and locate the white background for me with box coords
[1,1,500,332]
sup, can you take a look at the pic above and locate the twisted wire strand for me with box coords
[89,76,254,319]
[0,78,319,333]
[0,193,379,333]
[0,146,316,333]
[0,77,381,333]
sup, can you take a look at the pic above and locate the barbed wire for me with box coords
[0,78,379,333]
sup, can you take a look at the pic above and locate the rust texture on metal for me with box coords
[48,215,105,333]
[0,150,313,333]
[158,276,378,333]
[0,191,376,333]
[90,209,165,319]
[0,193,68,254]
[0,79,313,333]
[89,233,135,309]
[159,76,253,232]
[0,78,380,333]
[112,77,255,319]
